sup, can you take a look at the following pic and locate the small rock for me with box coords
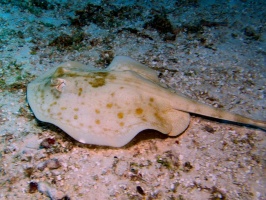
[37,161,47,171]
[136,186,145,195]
[38,181,65,199]
[203,125,215,133]
[28,181,38,193]
[40,138,56,149]
[46,158,61,169]
[26,134,41,149]
[183,162,193,172]
[38,158,61,171]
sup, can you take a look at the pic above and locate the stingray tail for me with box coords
[170,93,266,130]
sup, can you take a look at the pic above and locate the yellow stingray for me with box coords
[27,56,266,147]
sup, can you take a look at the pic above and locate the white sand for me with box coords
[0,0,265,199]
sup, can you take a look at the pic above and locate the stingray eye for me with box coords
[50,78,66,92]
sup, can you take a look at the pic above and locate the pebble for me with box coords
[26,137,40,149]
[28,181,38,193]
[38,181,65,199]
[40,138,56,149]
[46,158,61,169]
[38,158,61,171]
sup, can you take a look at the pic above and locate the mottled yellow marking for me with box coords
[95,119,100,124]
[50,102,57,106]
[51,88,61,99]
[61,107,67,110]
[47,108,50,113]
[88,72,108,87]
[95,109,100,114]
[78,88,83,96]
[57,112,62,116]
[142,118,147,122]
[66,119,70,123]
[74,108,79,111]
[80,123,84,126]
[106,103,113,108]
[120,86,124,89]
[135,108,143,115]
[74,115,78,120]
[154,112,166,125]
[53,67,65,77]
[120,122,124,127]
[81,102,85,105]
[117,112,124,119]
[150,97,154,102]
[111,92,115,97]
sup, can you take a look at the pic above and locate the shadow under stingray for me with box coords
[71,129,170,150]
[36,119,172,150]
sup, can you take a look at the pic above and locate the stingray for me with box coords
[27,56,266,147]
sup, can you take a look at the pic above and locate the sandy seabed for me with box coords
[0,0,265,199]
